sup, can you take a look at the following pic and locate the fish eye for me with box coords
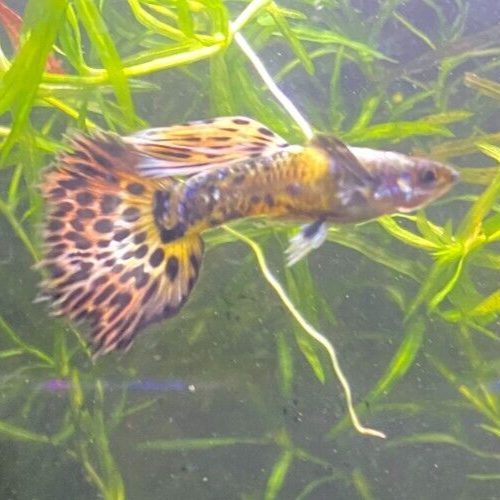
[418,168,437,185]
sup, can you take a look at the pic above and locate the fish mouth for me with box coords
[397,179,457,213]
[450,168,461,184]
[441,164,461,194]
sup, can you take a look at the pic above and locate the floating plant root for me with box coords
[224,226,386,439]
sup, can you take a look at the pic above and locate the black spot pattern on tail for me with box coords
[39,131,204,356]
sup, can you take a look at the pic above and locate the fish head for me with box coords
[352,148,459,215]
[304,135,458,223]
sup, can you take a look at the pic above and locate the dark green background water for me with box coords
[2,0,500,499]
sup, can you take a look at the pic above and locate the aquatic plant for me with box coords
[2,0,500,499]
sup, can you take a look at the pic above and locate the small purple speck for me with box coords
[43,379,71,391]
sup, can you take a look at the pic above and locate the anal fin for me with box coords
[285,219,328,267]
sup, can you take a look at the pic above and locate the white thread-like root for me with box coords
[225,226,386,439]
[232,30,314,141]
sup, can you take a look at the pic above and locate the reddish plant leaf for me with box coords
[0,0,65,73]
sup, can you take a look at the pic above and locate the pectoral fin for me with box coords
[285,219,328,267]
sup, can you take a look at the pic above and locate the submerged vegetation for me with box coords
[2,0,500,498]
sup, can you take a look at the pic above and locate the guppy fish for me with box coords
[38,116,458,356]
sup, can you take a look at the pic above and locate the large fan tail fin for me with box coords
[39,131,204,356]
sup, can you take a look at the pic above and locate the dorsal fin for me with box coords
[310,134,374,184]
[123,116,292,178]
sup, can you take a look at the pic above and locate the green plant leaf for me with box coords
[269,3,314,75]
[138,436,269,451]
[368,316,425,401]
[327,317,425,439]
[74,0,135,127]
[470,288,500,317]
[210,53,236,115]
[291,25,394,62]
[275,330,294,399]
[352,469,375,500]
[0,419,51,443]
[378,216,440,252]
[457,144,500,243]
[285,259,326,383]
[176,0,195,38]
[344,120,453,144]
[465,72,500,102]
[388,432,500,459]
[0,0,69,159]
[264,450,294,500]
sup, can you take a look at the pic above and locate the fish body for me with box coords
[38,117,458,355]
[166,135,456,232]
